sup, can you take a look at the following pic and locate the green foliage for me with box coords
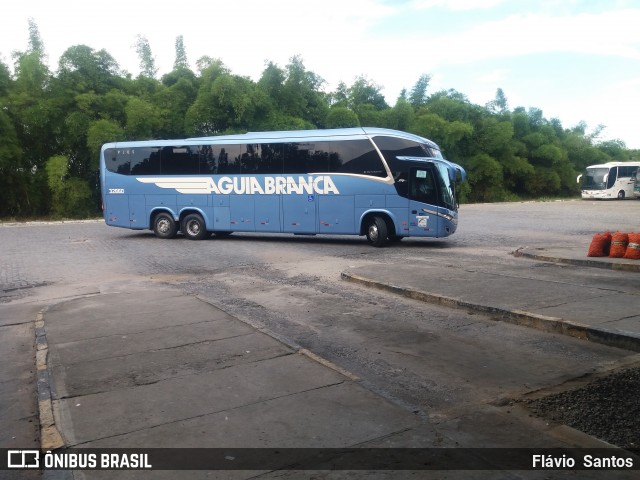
[2,20,637,219]
[466,153,506,202]
[173,36,189,72]
[326,106,360,128]
[87,119,125,165]
[125,97,162,139]
[0,108,26,216]
[408,74,431,108]
[45,155,94,218]
[135,35,157,79]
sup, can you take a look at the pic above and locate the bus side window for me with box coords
[619,166,635,178]
[199,145,216,174]
[284,142,331,174]
[393,172,408,197]
[106,148,130,175]
[161,146,199,175]
[216,144,243,174]
[373,136,425,164]
[330,139,386,177]
[242,143,283,174]
[409,168,438,205]
[131,147,161,175]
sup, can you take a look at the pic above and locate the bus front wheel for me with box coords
[618,190,625,199]
[153,212,178,239]
[182,213,208,240]
[366,216,389,247]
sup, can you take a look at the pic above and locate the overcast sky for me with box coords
[2,0,640,148]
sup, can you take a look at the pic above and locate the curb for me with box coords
[513,248,640,272]
[341,272,640,353]
[35,308,65,450]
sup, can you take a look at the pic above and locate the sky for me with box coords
[2,0,640,148]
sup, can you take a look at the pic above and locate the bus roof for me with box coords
[101,127,443,156]
[586,161,640,169]
[188,127,441,149]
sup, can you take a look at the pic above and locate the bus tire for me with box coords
[153,212,178,239]
[618,190,625,199]
[182,213,208,240]
[366,216,389,247]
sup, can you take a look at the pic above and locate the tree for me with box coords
[411,111,473,158]
[281,55,328,127]
[385,96,414,131]
[0,107,26,216]
[328,81,349,108]
[408,74,431,108]
[153,77,197,138]
[465,153,506,202]
[8,20,58,215]
[258,61,286,107]
[135,35,157,79]
[185,72,265,135]
[325,106,359,128]
[597,139,628,160]
[125,97,162,139]
[348,75,388,112]
[486,88,509,115]
[173,35,189,71]
[45,155,94,218]
[57,45,122,94]
[86,119,125,167]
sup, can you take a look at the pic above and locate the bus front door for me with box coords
[407,166,439,237]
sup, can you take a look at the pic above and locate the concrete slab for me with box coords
[44,292,230,343]
[0,302,42,327]
[81,381,424,448]
[53,353,347,445]
[50,332,292,398]
[0,322,37,382]
[47,316,256,366]
[342,255,640,352]
[534,292,640,326]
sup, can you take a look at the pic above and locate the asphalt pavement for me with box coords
[32,246,640,477]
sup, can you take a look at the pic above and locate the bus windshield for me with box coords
[434,162,457,210]
[582,168,609,190]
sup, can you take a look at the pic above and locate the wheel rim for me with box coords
[186,220,200,236]
[157,218,171,234]
[368,224,379,242]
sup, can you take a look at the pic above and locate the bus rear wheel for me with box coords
[153,212,178,239]
[366,216,389,247]
[182,213,208,240]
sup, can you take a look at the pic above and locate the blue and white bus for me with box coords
[100,127,466,247]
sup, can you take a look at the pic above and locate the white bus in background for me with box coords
[578,162,640,199]
[634,169,640,198]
